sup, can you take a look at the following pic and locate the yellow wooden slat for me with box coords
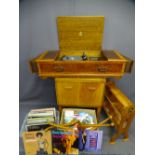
[57,16,104,52]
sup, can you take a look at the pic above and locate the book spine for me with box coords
[30,108,56,112]
[28,113,55,117]
[26,124,50,131]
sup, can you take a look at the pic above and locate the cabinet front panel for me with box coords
[38,61,125,77]
[79,82,105,107]
[56,82,79,106]
[55,78,106,108]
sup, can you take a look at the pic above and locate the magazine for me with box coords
[52,127,79,154]
[22,130,52,155]
[84,130,103,151]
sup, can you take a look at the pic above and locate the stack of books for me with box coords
[26,108,56,131]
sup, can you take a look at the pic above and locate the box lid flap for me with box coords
[57,16,104,52]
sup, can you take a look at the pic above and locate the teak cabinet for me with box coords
[55,78,106,118]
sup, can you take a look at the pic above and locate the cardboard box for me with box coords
[60,108,97,124]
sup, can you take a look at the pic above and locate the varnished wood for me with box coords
[29,16,133,78]
[103,81,135,143]
[43,50,59,59]
[57,16,104,51]
[29,50,132,78]
[102,50,121,60]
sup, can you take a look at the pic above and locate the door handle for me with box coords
[97,66,107,72]
[64,86,73,90]
[88,87,97,91]
[54,66,64,72]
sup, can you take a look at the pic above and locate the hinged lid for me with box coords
[57,16,104,52]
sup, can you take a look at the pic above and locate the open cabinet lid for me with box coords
[57,16,104,52]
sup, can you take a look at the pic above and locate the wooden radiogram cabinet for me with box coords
[29,16,134,135]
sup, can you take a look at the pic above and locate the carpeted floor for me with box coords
[19,99,135,155]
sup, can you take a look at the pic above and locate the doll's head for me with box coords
[61,134,76,149]
[36,132,43,138]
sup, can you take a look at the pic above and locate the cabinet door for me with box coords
[55,81,79,106]
[79,81,105,107]
[55,78,106,108]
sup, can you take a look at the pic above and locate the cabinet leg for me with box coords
[122,132,129,141]
[58,105,62,118]
[110,132,121,144]
[58,105,62,112]
[97,107,101,121]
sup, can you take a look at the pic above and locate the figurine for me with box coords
[81,52,88,61]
